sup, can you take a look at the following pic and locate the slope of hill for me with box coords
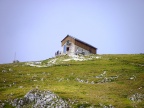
[0,54,144,108]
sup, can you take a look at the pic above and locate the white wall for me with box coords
[75,45,90,55]
[61,42,91,55]
[61,42,75,55]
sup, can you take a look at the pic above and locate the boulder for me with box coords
[11,89,70,108]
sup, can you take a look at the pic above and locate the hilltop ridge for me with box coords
[0,54,144,107]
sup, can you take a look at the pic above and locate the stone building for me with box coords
[61,35,97,55]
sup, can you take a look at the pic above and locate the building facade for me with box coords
[61,35,97,55]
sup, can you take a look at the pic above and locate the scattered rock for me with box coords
[33,80,37,82]
[91,81,95,84]
[129,75,136,80]
[96,72,118,83]
[2,70,7,72]
[138,87,142,90]
[96,56,101,59]
[76,78,95,84]
[96,71,107,78]
[76,78,85,83]
[99,103,115,108]
[25,55,102,67]
[19,86,23,88]
[11,89,70,108]
[9,68,13,72]
[129,93,144,102]
[58,78,64,82]
[34,61,41,65]
[0,103,5,108]
[26,62,47,68]
[9,84,12,87]
[41,78,44,81]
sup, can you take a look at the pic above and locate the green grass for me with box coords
[0,54,144,107]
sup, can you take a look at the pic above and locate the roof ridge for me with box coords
[67,35,97,49]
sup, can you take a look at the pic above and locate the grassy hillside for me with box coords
[0,54,144,108]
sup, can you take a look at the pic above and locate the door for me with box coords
[63,45,66,53]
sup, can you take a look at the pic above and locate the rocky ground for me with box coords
[0,54,144,108]
[11,89,70,108]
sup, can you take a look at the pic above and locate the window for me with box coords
[67,40,71,45]
[67,40,70,43]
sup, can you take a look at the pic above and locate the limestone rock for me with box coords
[11,89,70,108]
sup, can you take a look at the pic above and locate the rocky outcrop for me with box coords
[11,89,70,108]
[129,93,144,102]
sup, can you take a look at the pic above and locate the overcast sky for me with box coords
[0,0,144,64]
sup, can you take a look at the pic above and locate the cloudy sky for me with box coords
[0,0,144,64]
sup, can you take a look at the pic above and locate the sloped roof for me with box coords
[61,35,97,49]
